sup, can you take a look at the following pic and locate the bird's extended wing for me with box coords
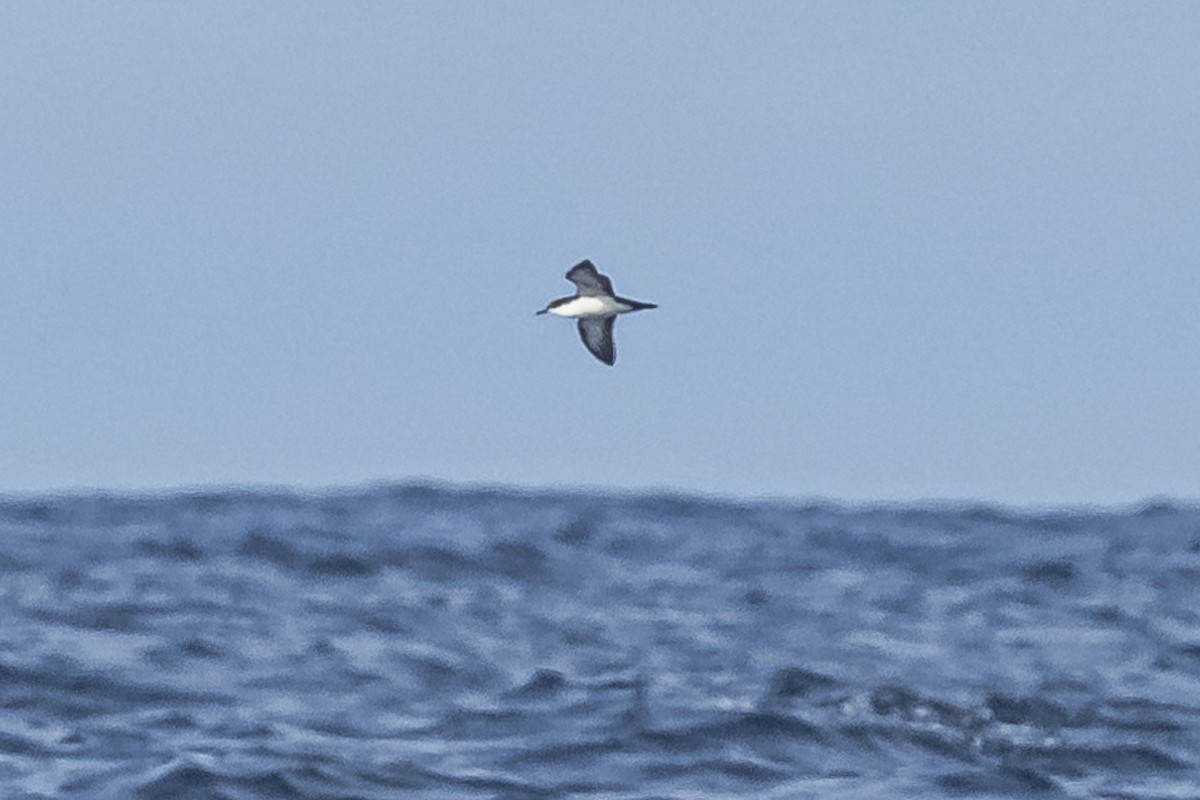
[565,260,615,297]
[577,316,616,365]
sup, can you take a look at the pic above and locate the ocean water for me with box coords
[1,485,1198,799]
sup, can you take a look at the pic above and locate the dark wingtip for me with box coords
[587,348,616,366]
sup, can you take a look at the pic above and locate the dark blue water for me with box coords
[1,485,1198,799]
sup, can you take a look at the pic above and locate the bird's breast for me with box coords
[548,296,631,318]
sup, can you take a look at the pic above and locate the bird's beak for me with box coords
[535,309,548,316]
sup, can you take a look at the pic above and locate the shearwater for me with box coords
[536,260,657,366]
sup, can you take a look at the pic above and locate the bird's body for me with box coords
[537,260,657,365]
[544,294,637,318]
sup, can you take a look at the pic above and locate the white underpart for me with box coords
[548,296,632,318]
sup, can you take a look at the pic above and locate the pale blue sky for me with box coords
[2,2,1198,504]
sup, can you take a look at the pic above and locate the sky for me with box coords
[2,2,1198,505]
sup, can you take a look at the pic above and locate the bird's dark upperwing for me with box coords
[577,316,616,365]
[565,260,615,297]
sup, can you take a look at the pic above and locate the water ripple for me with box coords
[0,487,1197,797]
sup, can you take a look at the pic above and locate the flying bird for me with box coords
[537,260,657,365]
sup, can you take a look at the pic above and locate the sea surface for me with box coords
[1,485,1198,799]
